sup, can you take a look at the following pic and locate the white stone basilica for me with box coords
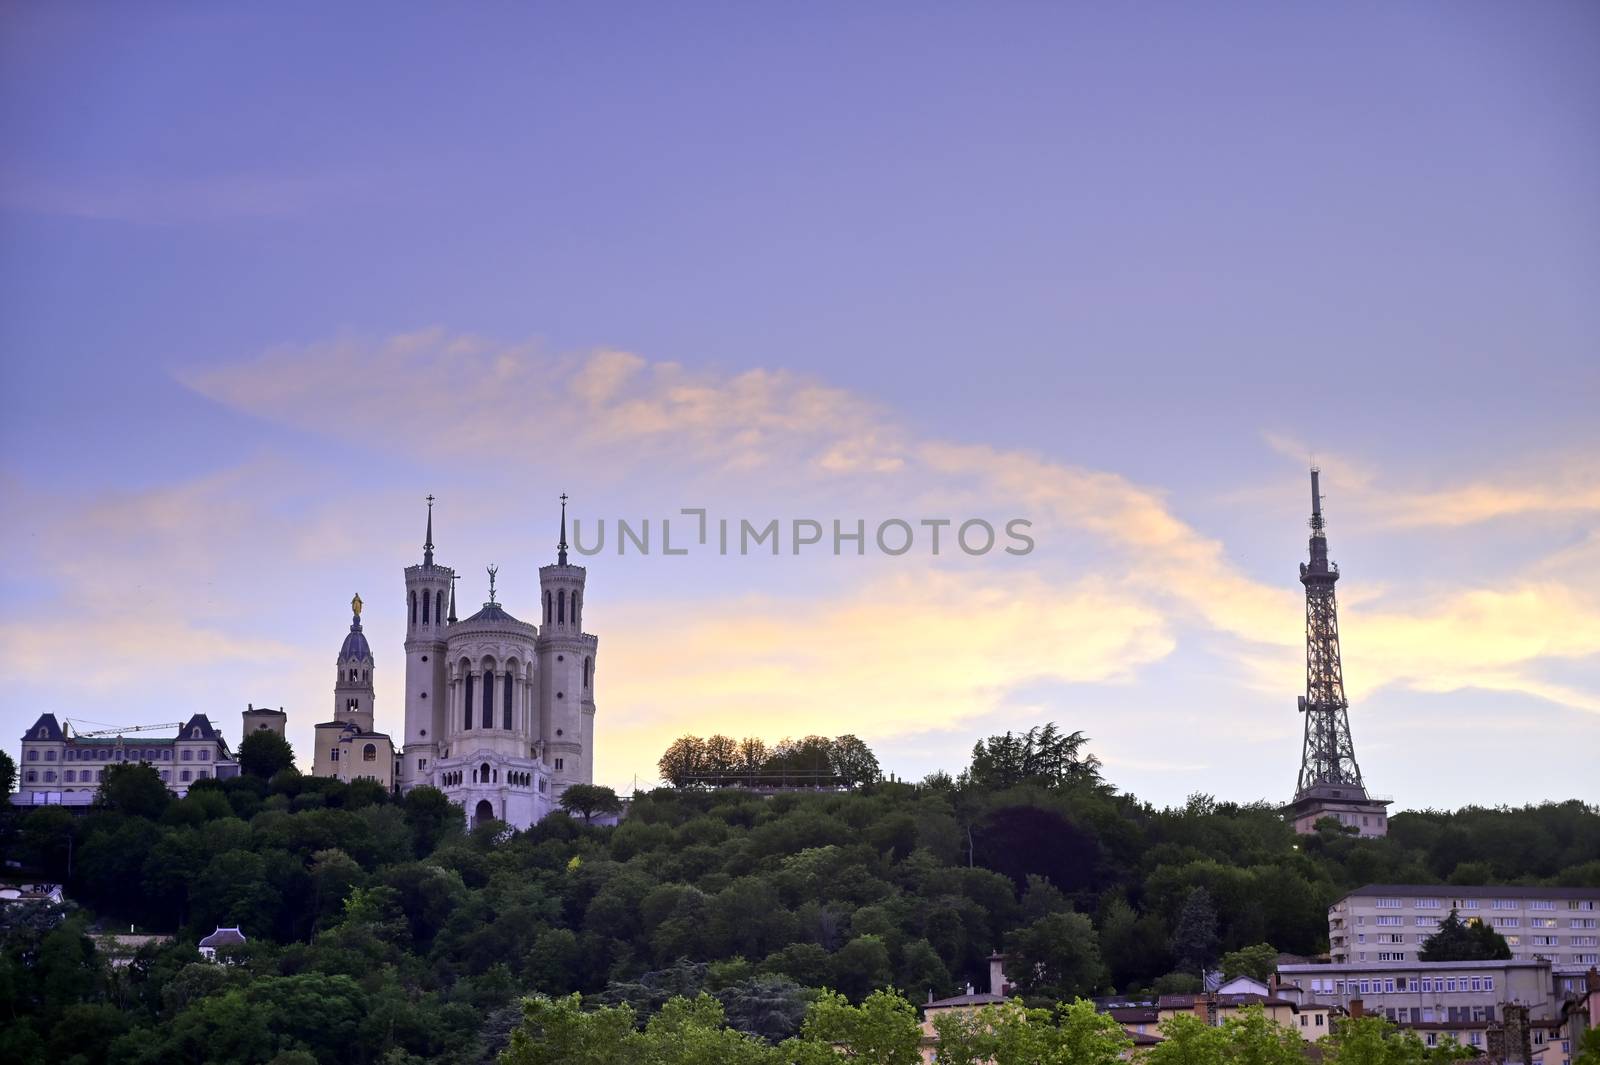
[397,497,598,828]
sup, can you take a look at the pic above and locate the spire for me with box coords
[557,492,569,566]
[448,574,458,623]
[487,564,498,604]
[423,494,436,566]
[1306,468,1331,574]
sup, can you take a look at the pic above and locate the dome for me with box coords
[461,602,521,625]
[338,623,371,662]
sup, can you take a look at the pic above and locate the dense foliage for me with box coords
[1,724,1595,1064]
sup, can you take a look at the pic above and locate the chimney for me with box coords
[1269,971,1281,994]
[989,953,1008,997]
[1192,996,1209,1021]
[1349,998,1364,1019]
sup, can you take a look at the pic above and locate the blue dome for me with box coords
[338,623,371,662]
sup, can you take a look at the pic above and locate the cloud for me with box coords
[1264,432,1600,530]
[595,570,1175,786]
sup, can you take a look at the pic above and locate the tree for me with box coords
[829,735,882,789]
[1573,1026,1600,1065]
[703,735,740,783]
[932,999,1132,1065]
[0,750,15,795]
[558,784,622,824]
[1170,887,1220,975]
[501,993,641,1065]
[961,724,1103,791]
[659,736,706,788]
[1219,942,1279,983]
[1004,912,1105,1003]
[1320,1014,1477,1065]
[96,762,170,818]
[237,731,295,779]
[1418,909,1511,962]
[800,989,923,1065]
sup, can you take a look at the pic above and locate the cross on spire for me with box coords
[557,493,570,566]
[423,494,436,566]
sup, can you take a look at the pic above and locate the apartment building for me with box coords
[1277,958,1576,1059]
[1329,885,1600,987]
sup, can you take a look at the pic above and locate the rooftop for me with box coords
[1339,884,1600,902]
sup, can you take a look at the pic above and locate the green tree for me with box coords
[1170,887,1220,975]
[96,762,171,818]
[1573,1026,1600,1065]
[932,999,1132,1065]
[1004,912,1105,1003]
[559,783,622,824]
[1219,942,1279,983]
[0,750,15,795]
[829,736,882,789]
[1417,909,1511,961]
[501,993,641,1065]
[659,736,707,788]
[237,731,295,778]
[960,724,1102,791]
[800,989,923,1065]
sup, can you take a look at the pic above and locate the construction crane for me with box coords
[64,720,185,739]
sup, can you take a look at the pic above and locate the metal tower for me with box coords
[1294,468,1366,795]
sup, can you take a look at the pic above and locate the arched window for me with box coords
[436,590,444,622]
[480,761,491,784]
[26,750,37,761]
[464,674,475,730]
[410,591,417,624]
[573,592,581,627]
[363,744,377,762]
[503,672,513,730]
[544,591,551,623]
[482,671,495,729]
[584,657,592,688]
[558,589,565,624]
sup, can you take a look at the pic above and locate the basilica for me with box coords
[311,497,599,829]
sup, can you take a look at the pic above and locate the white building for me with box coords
[396,497,598,829]
[15,712,238,804]
[1329,884,1600,992]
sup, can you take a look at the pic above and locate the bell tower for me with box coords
[401,495,454,790]
[536,494,599,790]
[334,593,375,730]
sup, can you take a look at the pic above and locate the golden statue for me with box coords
[352,593,363,617]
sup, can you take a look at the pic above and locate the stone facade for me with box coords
[15,712,237,801]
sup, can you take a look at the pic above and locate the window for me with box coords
[1384,979,1396,993]
[182,749,192,761]
[1316,1015,1324,1027]
[199,749,210,761]
[1463,900,1480,910]
[411,591,417,624]
[482,671,495,729]
[554,757,564,771]
[1484,976,1494,992]
[503,671,512,730]
[43,771,56,782]
[45,750,56,761]
[160,771,169,781]
[26,750,37,761]
[464,673,474,730]
[180,769,191,781]
[1576,953,1600,964]
[1533,918,1559,928]
[1376,898,1402,909]
[363,744,377,762]
[1570,901,1597,911]
[1446,979,1457,992]
[63,770,75,782]
[25,771,36,782]
[1573,919,1598,929]
[331,748,339,761]
[1573,937,1600,947]
[1493,899,1518,909]
[1530,900,1555,910]
[1377,916,1402,926]
[1501,918,1520,927]
[1532,936,1559,947]
[1470,977,1482,991]
[1416,898,1441,909]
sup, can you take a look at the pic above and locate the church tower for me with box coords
[536,495,599,790]
[334,594,375,730]
[401,496,454,790]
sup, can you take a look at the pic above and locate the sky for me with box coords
[1,2,1597,809]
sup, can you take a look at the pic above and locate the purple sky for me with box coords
[2,3,1597,806]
